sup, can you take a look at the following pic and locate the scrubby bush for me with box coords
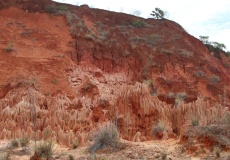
[174,92,187,107]
[69,154,74,160]
[161,152,167,160]
[58,5,68,11]
[152,120,167,138]
[191,116,199,126]
[168,92,175,98]
[183,125,230,150]
[5,42,13,52]
[0,152,10,160]
[131,21,146,27]
[88,123,119,153]
[222,112,230,126]
[71,138,79,149]
[35,140,54,159]
[193,71,205,78]
[179,49,193,58]
[226,51,230,57]
[176,92,187,101]
[213,146,222,158]
[20,135,29,147]
[212,42,226,50]
[45,5,57,13]
[199,36,226,51]
[199,36,210,45]
[10,139,19,148]
[209,75,220,83]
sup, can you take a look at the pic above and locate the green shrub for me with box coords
[152,120,167,137]
[150,34,160,42]
[58,5,68,11]
[45,5,57,13]
[184,125,230,149]
[35,140,54,159]
[179,49,193,58]
[71,138,78,149]
[213,146,221,158]
[5,42,13,52]
[191,117,199,126]
[52,79,58,84]
[88,123,119,153]
[11,139,19,148]
[0,152,10,160]
[226,51,230,57]
[193,71,205,77]
[176,92,187,101]
[161,152,167,160]
[209,75,220,83]
[20,135,29,147]
[69,154,74,160]
[161,49,173,55]
[131,21,146,27]
[168,92,175,98]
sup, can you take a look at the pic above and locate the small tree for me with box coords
[211,42,226,50]
[226,51,230,57]
[199,36,210,44]
[151,8,165,19]
[199,35,227,51]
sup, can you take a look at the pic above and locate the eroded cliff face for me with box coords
[0,1,230,147]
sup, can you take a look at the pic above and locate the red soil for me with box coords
[0,1,230,150]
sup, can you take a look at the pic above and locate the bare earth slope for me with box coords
[0,1,230,159]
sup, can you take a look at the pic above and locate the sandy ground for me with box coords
[0,139,230,160]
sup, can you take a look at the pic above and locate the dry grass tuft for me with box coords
[88,123,119,153]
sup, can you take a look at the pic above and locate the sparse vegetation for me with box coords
[151,120,167,137]
[199,36,210,45]
[161,152,167,160]
[213,146,222,158]
[20,135,29,147]
[44,92,50,96]
[83,82,93,92]
[88,123,119,153]
[10,139,19,148]
[150,8,165,19]
[131,21,146,27]
[194,71,205,78]
[150,34,160,41]
[35,140,54,159]
[71,138,79,149]
[226,51,230,57]
[209,75,220,83]
[199,36,226,50]
[58,5,68,11]
[69,154,74,160]
[52,78,58,84]
[184,122,230,151]
[161,49,173,55]
[176,92,187,101]
[5,42,13,52]
[175,92,187,107]
[191,116,199,126]
[212,42,226,50]
[0,152,10,160]
[168,92,175,98]
[45,5,57,13]
[179,49,193,58]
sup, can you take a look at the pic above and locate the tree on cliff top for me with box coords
[199,36,226,50]
[151,8,165,19]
